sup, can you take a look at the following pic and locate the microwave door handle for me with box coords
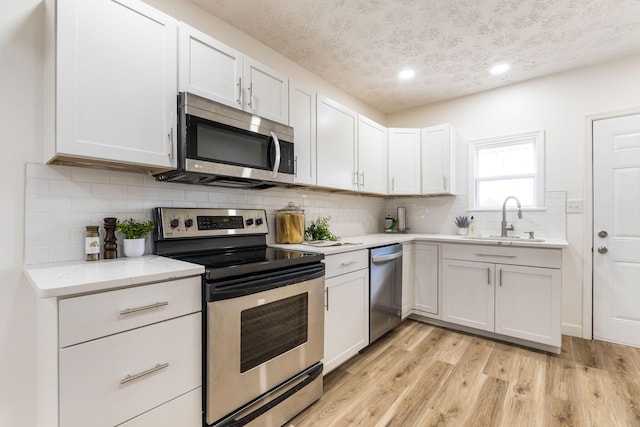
[271,131,281,177]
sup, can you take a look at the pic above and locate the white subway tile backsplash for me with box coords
[127,185,159,200]
[92,183,127,198]
[71,167,111,183]
[110,171,146,185]
[49,180,92,197]
[185,190,208,203]
[26,196,71,213]
[25,178,49,195]
[157,187,186,201]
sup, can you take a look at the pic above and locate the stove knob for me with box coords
[255,218,263,226]
[184,218,194,228]
[245,218,254,226]
[169,218,180,228]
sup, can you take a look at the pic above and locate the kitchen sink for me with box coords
[462,235,546,243]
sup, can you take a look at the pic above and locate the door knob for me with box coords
[597,246,608,254]
[598,230,608,238]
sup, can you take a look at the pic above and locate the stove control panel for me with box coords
[155,208,269,239]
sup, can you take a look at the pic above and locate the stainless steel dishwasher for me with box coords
[369,244,403,343]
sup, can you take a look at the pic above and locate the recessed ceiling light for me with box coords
[398,69,415,79]
[490,63,510,75]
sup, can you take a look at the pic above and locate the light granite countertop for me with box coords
[24,255,204,298]
[270,233,569,255]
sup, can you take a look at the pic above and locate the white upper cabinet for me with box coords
[289,81,316,185]
[388,128,421,195]
[421,124,459,195]
[178,22,289,124]
[48,0,178,170]
[357,116,388,194]
[178,23,242,109]
[316,96,358,191]
[243,57,289,124]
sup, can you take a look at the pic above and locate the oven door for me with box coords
[206,271,324,425]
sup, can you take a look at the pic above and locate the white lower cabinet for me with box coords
[60,313,201,427]
[323,250,369,374]
[442,259,494,331]
[494,264,561,346]
[401,243,414,319]
[412,243,439,316]
[441,244,562,349]
[38,276,202,427]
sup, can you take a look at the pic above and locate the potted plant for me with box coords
[454,215,471,236]
[116,218,155,257]
[305,216,339,242]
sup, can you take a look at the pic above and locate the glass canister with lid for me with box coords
[276,202,305,244]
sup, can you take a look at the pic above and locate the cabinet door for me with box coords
[421,124,457,195]
[388,128,421,195]
[401,243,414,319]
[289,81,316,185]
[316,96,358,191]
[442,260,494,332]
[243,57,289,124]
[56,0,177,168]
[495,264,561,346]
[324,269,369,374]
[178,22,243,109]
[413,243,439,316]
[357,116,388,194]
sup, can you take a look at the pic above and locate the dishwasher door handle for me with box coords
[371,251,403,263]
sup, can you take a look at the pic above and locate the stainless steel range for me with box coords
[153,207,324,427]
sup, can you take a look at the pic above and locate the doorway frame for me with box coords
[584,106,640,339]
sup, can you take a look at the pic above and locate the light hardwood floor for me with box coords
[288,320,640,427]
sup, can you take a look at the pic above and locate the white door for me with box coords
[593,113,640,348]
[441,259,494,332]
[413,243,439,315]
[243,57,289,124]
[56,0,177,169]
[388,128,421,195]
[316,96,357,191]
[289,81,316,185]
[178,22,243,109]
[357,116,388,194]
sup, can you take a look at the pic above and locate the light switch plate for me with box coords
[566,199,583,214]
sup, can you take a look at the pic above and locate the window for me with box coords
[468,130,545,209]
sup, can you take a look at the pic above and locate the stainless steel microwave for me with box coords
[155,92,294,189]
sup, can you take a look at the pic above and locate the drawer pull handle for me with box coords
[119,301,168,316]
[120,362,169,385]
[341,260,357,266]
[475,254,517,258]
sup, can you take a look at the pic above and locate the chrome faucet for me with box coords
[501,196,522,237]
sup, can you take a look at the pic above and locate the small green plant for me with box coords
[305,216,339,241]
[116,218,155,239]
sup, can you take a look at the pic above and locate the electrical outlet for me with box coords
[566,199,583,214]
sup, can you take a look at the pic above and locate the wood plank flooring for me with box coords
[288,320,640,427]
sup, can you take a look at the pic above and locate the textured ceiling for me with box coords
[186,0,640,114]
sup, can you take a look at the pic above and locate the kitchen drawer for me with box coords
[120,388,201,427]
[59,276,201,347]
[442,243,561,269]
[59,313,201,427]
[324,249,368,278]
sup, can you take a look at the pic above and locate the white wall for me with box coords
[388,54,640,337]
[0,1,43,426]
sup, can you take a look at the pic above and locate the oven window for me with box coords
[240,293,308,373]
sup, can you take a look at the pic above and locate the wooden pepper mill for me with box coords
[103,217,118,259]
